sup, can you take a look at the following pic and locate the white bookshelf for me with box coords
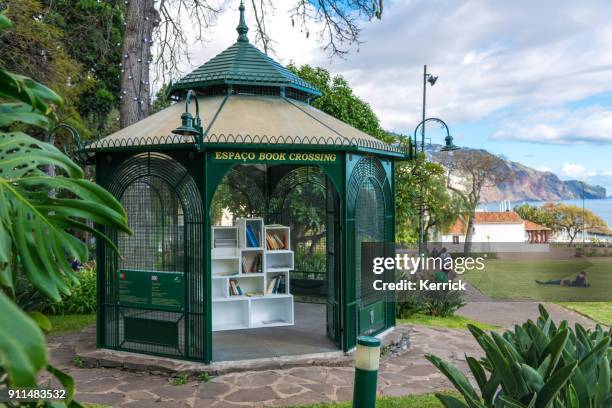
[212,219,294,331]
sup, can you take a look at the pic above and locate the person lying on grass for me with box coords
[536,271,589,287]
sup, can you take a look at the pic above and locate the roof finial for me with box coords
[236,0,249,42]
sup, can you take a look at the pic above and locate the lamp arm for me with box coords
[413,117,451,140]
[185,89,200,118]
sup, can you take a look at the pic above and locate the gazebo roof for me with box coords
[168,2,320,98]
[86,94,404,155]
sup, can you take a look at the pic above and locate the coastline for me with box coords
[479,197,612,225]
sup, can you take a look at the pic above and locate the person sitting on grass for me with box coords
[536,271,589,287]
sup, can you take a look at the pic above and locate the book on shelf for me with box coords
[273,274,282,294]
[266,274,285,294]
[229,279,242,296]
[246,225,259,247]
[245,292,263,297]
[266,276,277,294]
[242,253,262,273]
[265,231,288,250]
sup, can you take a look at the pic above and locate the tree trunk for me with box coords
[119,0,158,128]
[463,214,475,254]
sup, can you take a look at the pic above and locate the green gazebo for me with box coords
[88,2,408,363]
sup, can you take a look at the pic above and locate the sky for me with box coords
[171,0,612,194]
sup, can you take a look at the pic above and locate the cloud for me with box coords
[492,106,612,144]
[177,0,612,142]
[562,163,590,179]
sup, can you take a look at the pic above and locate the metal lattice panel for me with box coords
[99,152,205,361]
[355,179,385,302]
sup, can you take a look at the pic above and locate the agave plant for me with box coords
[427,305,611,407]
[0,14,130,406]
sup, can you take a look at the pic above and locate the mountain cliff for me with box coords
[427,146,607,203]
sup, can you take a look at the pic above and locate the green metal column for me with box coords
[344,152,359,351]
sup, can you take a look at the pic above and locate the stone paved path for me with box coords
[458,283,599,329]
[458,301,597,329]
[46,325,482,407]
[45,299,599,407]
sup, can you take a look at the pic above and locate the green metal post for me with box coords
[352,336,381,407]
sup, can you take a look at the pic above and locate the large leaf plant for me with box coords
[427,305,611,408]
[0,14,130,406]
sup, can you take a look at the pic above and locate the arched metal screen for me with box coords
[99,152,205,361]
[347,155,393,339]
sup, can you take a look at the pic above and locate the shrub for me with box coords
[396,275,465,319]
[420,287,465,317]
[427,305,612,407]
[17,265,97,315]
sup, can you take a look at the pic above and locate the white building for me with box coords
[440,211,525,244]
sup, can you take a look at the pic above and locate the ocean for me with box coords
[479,197,612,226]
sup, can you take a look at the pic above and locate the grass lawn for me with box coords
[47,314,96,336]
[463,258,612,302]
[397,313,497,331]
[287,392,458,408]
[557,302,612,326]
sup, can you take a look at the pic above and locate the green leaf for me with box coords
[521,364,544,393]
[28,311,52,334]
[578,336,610,396]
[569,367,590,408]
[535,362,577,408]
[525,321,549,355]
[0,102,50,128]
[435,393,471,408]
[426,354,481,403]
[0,290,47,386]
[0,14,11,30]
[481,373,501,406]
[537,355,551,378]
[0,132,83,180]
[0,69,62,116]
[499,395,528,407]
[566,384,579,408]
[540,328,569,378]
[538,304,550,320]
[475,333,521,396]
[47,364,76,404]
[466,356,487,393]
[594,353,610,407]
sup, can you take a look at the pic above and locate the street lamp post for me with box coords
[417,66,439,255]
[413,115,458,256]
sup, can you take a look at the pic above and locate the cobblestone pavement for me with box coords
[46,325,482,407]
